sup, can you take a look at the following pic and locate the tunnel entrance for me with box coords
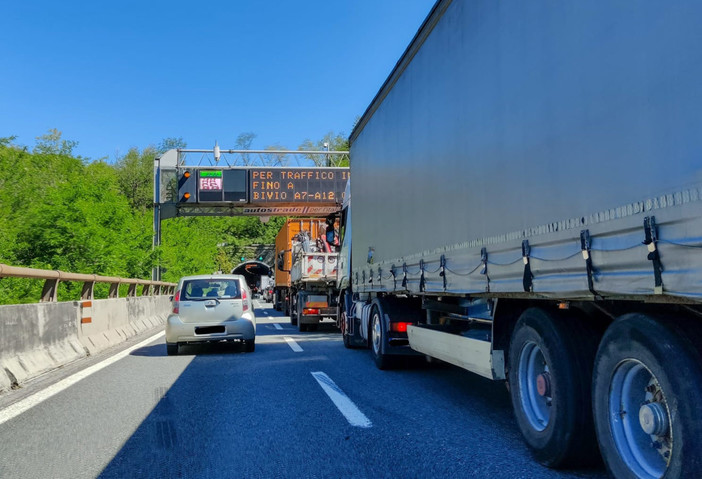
[231,261,272,295]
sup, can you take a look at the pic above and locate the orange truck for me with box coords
[273,218,339,331]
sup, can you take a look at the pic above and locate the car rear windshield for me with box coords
[182,279,241,300]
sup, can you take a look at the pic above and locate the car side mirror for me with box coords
[169,295,174,301]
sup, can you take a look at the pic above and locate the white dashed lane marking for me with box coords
[284,336,303,352]
[311,371,372,428]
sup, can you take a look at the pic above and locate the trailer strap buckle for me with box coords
[439,255,446,290]
[522,240,533,292]
[643,216,664,294]
[419,260,426,293]
[580,229,599,297]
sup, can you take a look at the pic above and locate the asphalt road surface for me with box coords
[0,301,608,479]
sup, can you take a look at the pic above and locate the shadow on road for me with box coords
[130,341,252,357]
[99,315,607,479]
[129,344,168,357]
[97,329,349,478]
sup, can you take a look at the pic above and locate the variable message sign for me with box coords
[249,168,349,204]
[174,167,348,215]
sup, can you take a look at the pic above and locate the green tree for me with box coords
[158,137,187,154]
[34,129,79,157]
[113,146,157,211]
[0,143,155,302]
[261,144,289,166]
[298,131,349,166]
[0,135,17,147]
[235,132,257,165]
[159,217,223,280]
[14,161,144,273]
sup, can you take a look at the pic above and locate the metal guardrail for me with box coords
[0,264,176,302]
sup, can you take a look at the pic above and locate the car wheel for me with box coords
[508,308,598,468]
[593,314,702,479]
[166,343,178,356]
[244,339,255,353]
[370,306,393,370]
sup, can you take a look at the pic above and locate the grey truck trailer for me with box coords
[335,1,702,478]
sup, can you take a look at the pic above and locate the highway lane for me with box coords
[0,301,608,478]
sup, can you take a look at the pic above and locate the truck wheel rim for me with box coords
[518,341,551,432]
[372,314,381,354]
[608,359,671,479]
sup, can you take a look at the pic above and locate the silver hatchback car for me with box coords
[166,274,256,355]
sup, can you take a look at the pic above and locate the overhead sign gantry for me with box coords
[175,166,348,215]
[152,147,350,280]
[154,148,349,219]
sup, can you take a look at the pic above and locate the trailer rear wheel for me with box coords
[593,314,702,479]
[370,307,393,369]
[341,310,353,349]
[508,308,598,467]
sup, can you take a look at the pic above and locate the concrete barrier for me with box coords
[0,296,171,393]
[79,296,171,356]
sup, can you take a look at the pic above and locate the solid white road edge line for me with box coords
[273,323,283,330]
[0,331,165,427]
[311,371,372,428]
[284,336,303,352]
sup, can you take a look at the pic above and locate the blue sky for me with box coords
[0,1,436,161]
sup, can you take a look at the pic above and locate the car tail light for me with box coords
[390,322,412,333]
[303,308,320,315]
[172,290,180,314]
[241,289,249,311]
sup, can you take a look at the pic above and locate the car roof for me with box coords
[178,274,246,282]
